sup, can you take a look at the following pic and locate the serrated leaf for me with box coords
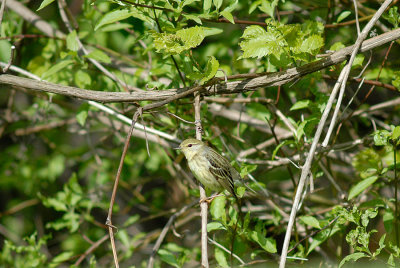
[37,0,55,11]
[153,26,206,54]
[95,9,134,31]
[42,60,74,79]
[337,11,352,23]
[299,34,324,54]
[348,176,379,200]
[300,215,321,229]
[66,30,79,52]
[239,25,284,59]
[84,49,111,63]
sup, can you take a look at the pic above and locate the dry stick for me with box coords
[147,200,197,268]
[279,1,393,267]
[194,91,209,268]
[322,0,392,147]
[106,108,143,268]
[74,235,109,266]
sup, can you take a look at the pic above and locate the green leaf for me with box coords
[158,249,179,268]
[40,195,68,211]
[373,130,391,146]
[290,100,311,111]
[213,0,223,10]
[382,6,400,28]
[66,30,79,52]
[258,0,278,18]
[74,70,92,88]
[182,14,202,24]
[249,222,277,253]
[204,0,212,11]
[210,195,226,223]
[220,10,234,24]
[215,247,229,267]
[300,215,321,229]
[392,71,400,90]
[299,34,324,54]
[41,60,74,79]
[153,26,207,54]
[337,11,352,23]
[348,176,379,200]
[200,56,219,84]
[207,221,226,232]
[392,126,400,140]
[95,9,134,31]
[50,252,74,266]
[239,25,284,59]
[100,23,132,32]
[76,108,88,126]
[37,0,55,11]
[339,252,367,268]
[84,49,111,63]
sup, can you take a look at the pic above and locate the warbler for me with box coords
[178,138,241,200]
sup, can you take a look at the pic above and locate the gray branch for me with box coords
[1,28,400,103]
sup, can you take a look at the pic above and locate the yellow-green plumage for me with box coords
[178,138,240,198]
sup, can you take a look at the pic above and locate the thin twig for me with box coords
[208,237,245,265]
[147,201,197,268]
[74,235,109,266]
[106,108,143,268]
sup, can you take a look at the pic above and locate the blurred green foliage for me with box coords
[1,0,400,267]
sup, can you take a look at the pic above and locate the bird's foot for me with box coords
[199,193,224,205]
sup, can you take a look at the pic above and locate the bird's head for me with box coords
[178,138,205,159]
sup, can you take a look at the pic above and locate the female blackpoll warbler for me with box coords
[178,138,241,199]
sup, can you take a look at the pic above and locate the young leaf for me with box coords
[337,11,352,23]
[339,252,367,268]
[41,60,74,79]
[37,0,55,11]
[66,30,79,52]
[95,9,134,31]
[84,49,111,63]
[200,56,219,84]
[300,215,321,229]
[348,176,379,200]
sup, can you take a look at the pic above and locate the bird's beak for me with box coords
[173,146,181,150]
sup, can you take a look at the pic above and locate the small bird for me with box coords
[178,138,241,200]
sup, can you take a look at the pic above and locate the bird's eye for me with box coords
[188,144,192,147]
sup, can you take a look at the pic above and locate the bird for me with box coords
[177,138,241,200]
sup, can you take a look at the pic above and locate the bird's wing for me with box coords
[205,148,236,197]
